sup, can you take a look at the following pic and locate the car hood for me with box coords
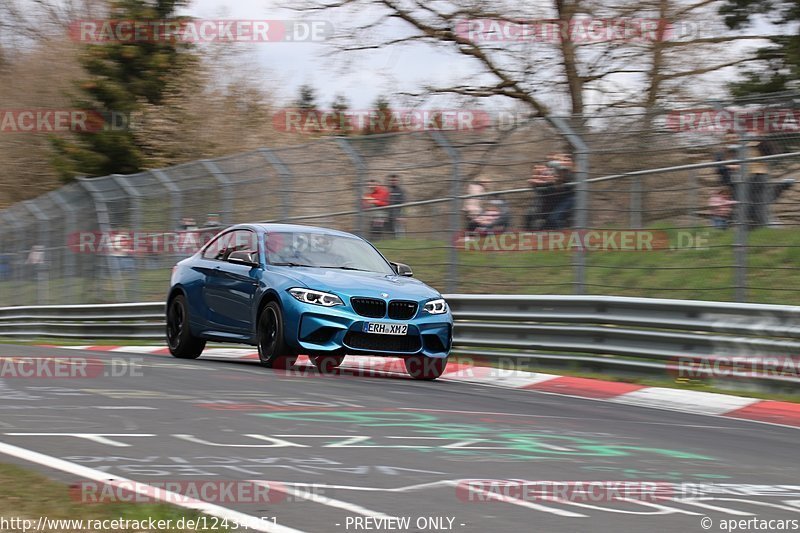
[273,267,441,301]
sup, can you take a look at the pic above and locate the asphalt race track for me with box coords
[0,344,798,533]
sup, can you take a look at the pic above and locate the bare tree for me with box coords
[285,0,773,117]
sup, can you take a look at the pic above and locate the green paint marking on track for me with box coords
[254,411,715,460]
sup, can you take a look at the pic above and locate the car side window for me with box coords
[202,230,258,261]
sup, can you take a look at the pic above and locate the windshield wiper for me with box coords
[271,262,317,268]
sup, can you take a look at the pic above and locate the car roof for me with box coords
[243,223,361,239]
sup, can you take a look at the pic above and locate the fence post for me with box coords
[259,148,293,222]
[76,178,125,302]
[734,136,749,302]
[200,161,234,225]
[150,169,183,231]
[50,189,79,303]
[336,137,367,238]
[548,116,589,295]
[22,201,50,305]
[111,174,143,302]
[430,131,461,294]
[0,212,24,307]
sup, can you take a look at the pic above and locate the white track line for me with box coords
[253,479,585,517]
[253,481,397,519]
[0,440,306,533]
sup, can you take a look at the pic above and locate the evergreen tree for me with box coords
[51,0,195,180]
[296,84,318,111]
[331,93,350,134]
[720,0,800,96]
[363,95,396,135]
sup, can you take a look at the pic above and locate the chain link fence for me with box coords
[1,94,799,306]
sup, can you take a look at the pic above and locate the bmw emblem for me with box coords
[381,293,389,298]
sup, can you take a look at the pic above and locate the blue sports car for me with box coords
[165,223,453,379]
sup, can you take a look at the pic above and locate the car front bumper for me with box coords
[282,299,452,358]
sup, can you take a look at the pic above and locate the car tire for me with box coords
[311,355,345,374]
[166,295,206,359]
[258,301,297,369]
[404,356,447,380]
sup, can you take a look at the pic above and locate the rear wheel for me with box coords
[311,354,345,373]
[258,302,297,369]
[404,356,447,380]
[166,295,206,359]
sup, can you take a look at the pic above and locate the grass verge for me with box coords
[0,463,228,532]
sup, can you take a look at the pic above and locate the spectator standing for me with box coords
[544,153,576,230]
[525,162,557,230]
[203,213,222,229]
[387,174,407,237]
[464,178,489,232]
[474,199,511,233]
[708,188,737,229]
[25,245,47,282]
[179,217,198,231]
[363,178,391,239]
[715,134,794,227]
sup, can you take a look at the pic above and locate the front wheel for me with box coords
[311,354,345,374]
[166,295,206,359]
[257,302,297,369]
[404,356,447,380]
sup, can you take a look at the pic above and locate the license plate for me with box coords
[363,323,408,335]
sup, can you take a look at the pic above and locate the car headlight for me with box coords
[423,298,448,314]
[288,288,344,307]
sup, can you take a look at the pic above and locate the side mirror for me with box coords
[391,262,413,277]
[228,250,259,267]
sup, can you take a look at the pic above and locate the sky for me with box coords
[8,0,780,113]
[183,0,474,110]
[180,0,782,114]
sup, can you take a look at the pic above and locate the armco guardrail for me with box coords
[1,295,798,384]
[0,302,165,339]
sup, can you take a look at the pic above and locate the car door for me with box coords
[200,229,261,334]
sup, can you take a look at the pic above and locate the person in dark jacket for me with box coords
[387,174,407,237]
[543,153,576,230]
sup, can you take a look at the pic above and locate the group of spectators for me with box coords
[362,174,407,239]
[710,135,794,229]
[463,178,512,233]
[464,152,576,234]
[461,137,795,235]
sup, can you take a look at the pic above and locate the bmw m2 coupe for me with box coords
[165,224,453,379]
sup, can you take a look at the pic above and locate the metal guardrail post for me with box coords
[336,137,367,238]
[430,131,461,294]
[259,148,293,222]
[548,116,589,295]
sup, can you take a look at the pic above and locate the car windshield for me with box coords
[266,231,394,274]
